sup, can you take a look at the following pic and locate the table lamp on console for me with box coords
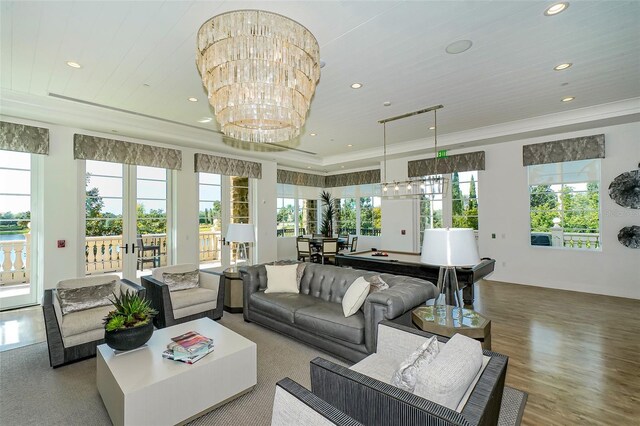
[225,223,255,272]
[420,228,480,307]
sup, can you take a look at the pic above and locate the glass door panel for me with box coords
[198,173,222,269]
[230,176,250,267]
[0,151,37,309]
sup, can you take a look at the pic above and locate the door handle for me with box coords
[131,243,136,253]
[123,243,128,254]
[221,237,226,246]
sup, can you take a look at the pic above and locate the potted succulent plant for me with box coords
[103,291,158,351]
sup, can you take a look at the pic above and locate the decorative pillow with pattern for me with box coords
[163,270,200,292]
[390,335,440,393]
[296,263,307,289]
[57,280,116,315]
[367,275,389,294]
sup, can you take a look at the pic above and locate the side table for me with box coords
[223,268,244,313]
[392,305,491,350]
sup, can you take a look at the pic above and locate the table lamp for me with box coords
[421,228,480,307]
[226,223,255,271]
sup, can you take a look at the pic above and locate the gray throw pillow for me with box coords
[57,280,116,315]
[367,275,389,294]
[296,263,307,289]
[163,270,200,292]
[390,335,440,393]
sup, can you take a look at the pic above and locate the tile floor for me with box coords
[0,305,45,352]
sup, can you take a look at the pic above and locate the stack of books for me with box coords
[162,331,214,364]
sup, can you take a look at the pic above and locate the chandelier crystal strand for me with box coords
[197,10,320,143]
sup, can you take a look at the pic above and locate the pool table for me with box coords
[335,250,495,305]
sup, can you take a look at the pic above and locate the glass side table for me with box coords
[395,305,492,350]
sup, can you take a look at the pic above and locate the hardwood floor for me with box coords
[1,282,638,425]
[473,280,640,426]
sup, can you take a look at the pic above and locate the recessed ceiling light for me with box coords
[445,40,473,55]
[554,62,572,71]
[341,166,345,168]
[310,133,317,136]
[347,144,353,147]
[198,117,213,123]
[561,96,575,102]
[66,61,82,69]
[383,101,392,107]
[544,2,569,16]
[429,126,436,130]
[188,97,198,102]
[351,83,363,89]
[307,166,312,169]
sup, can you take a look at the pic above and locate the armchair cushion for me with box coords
[53,291,112,347]
[56,280,116,315]
[170,287,217,320]
[163,270,199,292]
[414,333,484,410]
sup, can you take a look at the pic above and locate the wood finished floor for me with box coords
[473,280,640,426]
[1,282,638,425]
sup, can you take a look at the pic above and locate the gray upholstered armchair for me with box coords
[309,321,508,426]
[42,275,145,368]
[141,264,224,329]
[271,378,363,426]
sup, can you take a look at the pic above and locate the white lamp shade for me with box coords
[226,223,255,243]
[420,228,480,267]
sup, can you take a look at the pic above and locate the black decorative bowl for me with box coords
[105,321,154,351]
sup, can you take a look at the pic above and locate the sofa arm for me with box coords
[201,270,224,320]
[310,357,469,426]
[140,275,172,329]
[239,264,268,320]
[121,279,145,298]
[273,378,364,426]
[42,289,66,367]
[363,277,438,353]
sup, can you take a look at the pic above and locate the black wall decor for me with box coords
[618,226,640,249]
[608,167,640,209]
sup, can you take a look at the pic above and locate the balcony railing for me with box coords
[0,232,222,286]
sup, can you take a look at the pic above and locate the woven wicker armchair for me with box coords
[309,321,508,426]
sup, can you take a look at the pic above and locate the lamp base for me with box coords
[436,266,463,307]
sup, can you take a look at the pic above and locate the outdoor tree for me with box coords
[529,185,559,232]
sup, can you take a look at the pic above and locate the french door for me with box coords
[84,160,172,282]
[0,150,39,310]
[198,173,252,270]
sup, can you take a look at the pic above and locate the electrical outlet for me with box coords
[57,240,66,248]
[492,233,496,239]
[401,230,406,235]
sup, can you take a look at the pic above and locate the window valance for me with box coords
[74,134,182,170]
[195,153,262,179]
[408,151,485,177]
[0,121,49,155]
[522,134,605,166]
[277,169,325,187]
[325,169,381,188]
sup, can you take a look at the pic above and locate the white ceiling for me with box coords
[1,1,639,172]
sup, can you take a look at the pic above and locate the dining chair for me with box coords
[339,234,350,251]
[137,235,161,270]
[320,238,338,264]
[297,238,318,263]
[350,236,358,252]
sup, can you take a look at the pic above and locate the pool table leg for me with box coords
[463,285,474,305]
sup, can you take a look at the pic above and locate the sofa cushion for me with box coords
[169,287,217,310]
[163,270,199,292]
[414,334,483,410]
[250,292,318,323]
[57,280,116,315]
[265,264,300,294]
[342,277,370,317]
[295,302,365,345]
[350,352,399,384]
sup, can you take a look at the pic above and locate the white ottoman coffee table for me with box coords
[97,317,257,426]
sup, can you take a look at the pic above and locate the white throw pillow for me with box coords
[264,264,300,294]
[414,333,483,410]
[342,276,370,317]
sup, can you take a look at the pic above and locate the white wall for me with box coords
[381,122,640,299]
[1,115,278,291]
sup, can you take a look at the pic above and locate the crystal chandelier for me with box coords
[379,105,448,197]
[196,10,321,143]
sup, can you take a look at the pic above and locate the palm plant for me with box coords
[320,191,335,237]
[104,291,158,332]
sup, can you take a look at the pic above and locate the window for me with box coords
[299,199,317,235]
[336,198,356,235]
[420,191,443,244]
[452,171,479,230]
[276,198,295,237]
[359,196,381,236]
[230,176,250,224]
[528,159,601,250]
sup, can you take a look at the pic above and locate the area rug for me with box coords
[0,313,527,425]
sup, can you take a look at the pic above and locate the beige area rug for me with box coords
[0,313,526,425]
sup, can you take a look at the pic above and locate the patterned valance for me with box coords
[195,153,262,179]
[325,169,381,187]
[74,134,182,170]
[0,121,49,155]
[523,134,605,166]
[408,151,485,177]
[277,169,325,187]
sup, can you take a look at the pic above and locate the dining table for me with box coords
[306,236,348,252]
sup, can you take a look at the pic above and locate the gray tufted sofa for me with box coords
[240,263,439,363]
